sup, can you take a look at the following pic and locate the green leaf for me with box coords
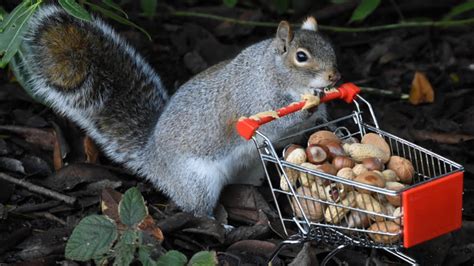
[274,0,290,14]
[0,2,40,68]
[65,215,118,261]
[0,0,30,32]
[113,230,137,266]
[138,246,157,266]
[156,250,187,266]
[140,0,157,19]
[58,0,92,22]
[0,6,8,22]
[188,251,217,266]
[443,0,474,21]
[101,0,129,19]
[330,0,350,4]
[84,2,152,41]
[349,0,381,23]
[222,0,238,8]
[119,187,148,227]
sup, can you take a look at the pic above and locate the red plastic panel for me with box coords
[403,171,463,248]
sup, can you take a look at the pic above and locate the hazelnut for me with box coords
[333,156,355,170]
[308,130,341,146]
[352,164,368,176]
[306,145,327,164]
[354,171,386,194]
[387,156,415,184]
[323,141,346,160]
[362,157,384,171]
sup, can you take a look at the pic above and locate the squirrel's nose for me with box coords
[327,70,341,83]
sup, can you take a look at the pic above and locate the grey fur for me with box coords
[23,6,338,215]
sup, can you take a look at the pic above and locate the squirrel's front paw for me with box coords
[301,93,320,110]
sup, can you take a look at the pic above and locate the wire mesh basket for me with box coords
[236,83,464,265]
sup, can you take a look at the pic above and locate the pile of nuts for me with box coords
[281,130,415,244]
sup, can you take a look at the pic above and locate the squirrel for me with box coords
[20,5,339,216]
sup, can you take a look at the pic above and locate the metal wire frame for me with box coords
[252,95,463,265]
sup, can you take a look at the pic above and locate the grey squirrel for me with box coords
[20,5,339,216]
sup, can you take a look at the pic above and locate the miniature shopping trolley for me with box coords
[236,83,464,265]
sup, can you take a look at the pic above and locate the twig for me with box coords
[170,11,474,32]
[358,86,410,100]
[0,173,77,205]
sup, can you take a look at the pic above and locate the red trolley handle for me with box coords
[236,82,361,140]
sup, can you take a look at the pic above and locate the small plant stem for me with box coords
[170,11,474,32]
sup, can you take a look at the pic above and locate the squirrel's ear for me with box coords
[276,21,293,53]
[301,16,318,31]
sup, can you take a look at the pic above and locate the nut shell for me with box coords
[343,143,390,163]
[299,162,323,187]
[384,181,406,207]
[308,130,341,146]
[361,133,391,159]
[354,171,386,194]
[314,163,338,176]
[362,157,385,171]
[324,141,346,160]
[306,145,327,164]
[368,221,401,243]
[291,186,324,221]
[354,193,386,221]
[387,156,415,184]
[333,156,355,171]
[393,207,403,225]
[336,167,355,180]
[284,144,307,165]
[352,164,368,176]
[324,191,357,224]
[382,169,400,182]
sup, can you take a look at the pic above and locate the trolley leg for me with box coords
[383,248,418,265]
[267,237,303,264]
[321,245,347,266]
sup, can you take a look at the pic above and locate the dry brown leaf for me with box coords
[101,188,127,231]
[138,214,164,242]
[0,125,55,150]
[84,136,99,163]
[409,71,435,105]
[53,131,64,171]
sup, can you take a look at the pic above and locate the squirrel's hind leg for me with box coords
[156,156,229,216]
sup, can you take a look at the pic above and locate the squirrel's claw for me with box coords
[301,93,320,110]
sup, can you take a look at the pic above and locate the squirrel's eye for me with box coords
[296,51,308,63]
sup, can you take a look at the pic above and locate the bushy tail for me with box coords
[21,5,168,172]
